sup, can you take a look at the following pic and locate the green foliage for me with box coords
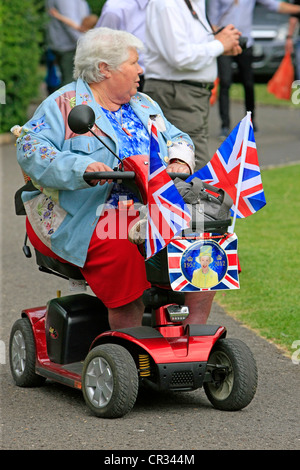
[217,164,300,356]
[87,0,107,16]
[0,0,45,133]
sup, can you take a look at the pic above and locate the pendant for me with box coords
[122,127,132,137]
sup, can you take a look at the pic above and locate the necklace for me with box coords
[107,106,133,137]
[90,85,132,137]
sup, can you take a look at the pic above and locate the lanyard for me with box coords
[183,0,212,33]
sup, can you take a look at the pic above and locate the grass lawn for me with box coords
[215,163,300,357]
[230,82,299,108]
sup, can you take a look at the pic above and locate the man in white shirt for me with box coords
[143,0,242,170]
[96,0,149,90]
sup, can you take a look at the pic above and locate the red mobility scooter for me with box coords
[9,105,257,418]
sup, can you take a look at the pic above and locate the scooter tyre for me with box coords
[9,317,46,387]
[204,338,257,411]
[82,343,139,418]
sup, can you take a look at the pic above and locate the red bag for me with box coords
[267,52,294,100]
[210,77,219,106]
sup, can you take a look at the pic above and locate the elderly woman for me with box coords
[16,27,215,329]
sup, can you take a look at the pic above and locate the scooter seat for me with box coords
[35,249,84,280]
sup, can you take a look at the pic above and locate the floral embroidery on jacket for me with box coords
[36,198,56,235]
[24,192,67,249]
[29,114,51,133]
[68,96,76,108]
[80,93,92,105]
[39,145,57,161]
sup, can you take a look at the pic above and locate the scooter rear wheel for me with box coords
[82,343,139,418]
[9,318,46,387]
[204,338,257,411]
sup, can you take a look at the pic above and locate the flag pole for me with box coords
[228,111,252,233]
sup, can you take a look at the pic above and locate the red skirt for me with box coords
[26,210,150,309]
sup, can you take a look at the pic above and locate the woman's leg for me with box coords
[108,296,145,329]
[184,291,216,325]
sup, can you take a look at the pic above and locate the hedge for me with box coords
[0,0,45,134]
[0,0,108,134]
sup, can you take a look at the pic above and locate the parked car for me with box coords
[250,3,297,78]
[231,4,297,79]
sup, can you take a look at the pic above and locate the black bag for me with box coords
[174,177,233,232]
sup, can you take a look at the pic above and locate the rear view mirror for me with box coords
[68,104,123,169]
[68,105,95,134]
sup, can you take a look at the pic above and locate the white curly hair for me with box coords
[73,27,144,83]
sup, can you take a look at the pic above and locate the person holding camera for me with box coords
[285,0,300,80]
[208,0,300,139]
[143,0,242,172]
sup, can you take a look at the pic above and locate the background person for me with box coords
[285,0,300,80]
[48,7,98,32]
[46,0,90,86]
[96,0,149,90]
[208,0,300,138]
[143,0,242,171]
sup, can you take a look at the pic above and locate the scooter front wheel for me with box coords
[204,338,257,411]
[9,318,46,387]
[82,343,139,418]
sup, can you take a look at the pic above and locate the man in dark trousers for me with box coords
[208,0,300,138]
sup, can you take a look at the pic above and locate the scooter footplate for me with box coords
[61,362,83,376]
[36,361,83,389]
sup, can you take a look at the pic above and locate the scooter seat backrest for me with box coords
[35,249,84,280]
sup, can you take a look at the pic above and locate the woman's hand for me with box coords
[85,162,114,186]
[167,160,191,175]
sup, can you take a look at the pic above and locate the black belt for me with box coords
[147,78,214,91]
[180,80,214,91]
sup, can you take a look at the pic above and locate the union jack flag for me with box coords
[146,124,191,259]
[188,115,266,219]
[168,233,239,292]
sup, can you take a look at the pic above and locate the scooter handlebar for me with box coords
[169,172,190,180]
[83,171,135,182]
[83,171,190,182]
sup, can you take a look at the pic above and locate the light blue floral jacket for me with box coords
[16,79,194,267]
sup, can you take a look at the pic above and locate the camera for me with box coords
[214,27,248,51]
[239,36,248,51]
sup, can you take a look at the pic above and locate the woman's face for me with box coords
[200,256,211,272]
[109,48,143,103]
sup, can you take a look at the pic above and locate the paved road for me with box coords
[0,102,299,451]
[208,100,300,168]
